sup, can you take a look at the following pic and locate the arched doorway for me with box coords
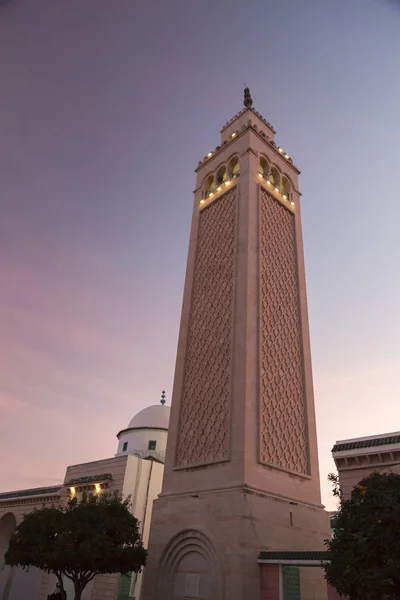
[0,513,17,598]
[157,529,222,600]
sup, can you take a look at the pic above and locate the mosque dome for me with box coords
[127,403,170,431]
[116,391,170,461]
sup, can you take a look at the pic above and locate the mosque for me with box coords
[0,394,170,600]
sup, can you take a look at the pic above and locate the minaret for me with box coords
[141,90,330,600]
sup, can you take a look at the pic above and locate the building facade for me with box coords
[0,399,170,600]
[141,89,330,600]
[332,431,400,501]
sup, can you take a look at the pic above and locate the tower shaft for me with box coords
[141,98,329,600]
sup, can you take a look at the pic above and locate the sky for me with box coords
[0,0,399,510]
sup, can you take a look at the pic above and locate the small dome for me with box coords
[128,404,170,431]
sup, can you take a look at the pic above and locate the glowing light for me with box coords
[225,180,231,186]
[207,152,213,158]
[70,487,76,496]
[258,173,263,179]
[95,484,101,494]
[209,192,214,198]
[231,132,236,138]
[278,147,283,153]
[266,180,271,185]
[200,199,205,204]
[283,194,287,200]
[275,187,279,192]
[284,154,289,159]
[217,186,222,191]
[290,201,295,206]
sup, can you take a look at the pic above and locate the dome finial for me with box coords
[160,390,166,406]
[243,85,253,108]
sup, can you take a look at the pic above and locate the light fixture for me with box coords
[283,194,287,200]
[200,199,205,204]
[284,154,289,159]
[266,180,271,185]
[217,186,222,191]
[278,147,283,153]
[95,483,101,494]
[231,132,236,138]
[70,487,76,496]
[209,192,214,198]
[258,173,263,179]
[207,152,213,158]
[275,187,279,192]
[290,201,295,206]
[225,180,231,186]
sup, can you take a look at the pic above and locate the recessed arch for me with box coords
[228,155,240,177]
[259,155,270,178]
[216,165,227,186]
[0,512,16,558]
[280,174,292,199]
[203,174,215,198]
[269,165,280,186]
[156,529,222,600]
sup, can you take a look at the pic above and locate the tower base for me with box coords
[140,486,330,600]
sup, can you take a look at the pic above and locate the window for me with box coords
[280,175,291,199]
[122,442,128,452]
[259,156,269,178]
[148,440,157,451]
[229,156,239,177]
[269,166,280,186]
[216,166,227,186]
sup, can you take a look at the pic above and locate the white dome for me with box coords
[128,404,170,430]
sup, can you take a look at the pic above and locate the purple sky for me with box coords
[1,0,399,509]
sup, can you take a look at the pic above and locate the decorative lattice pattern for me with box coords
[259,191,309,475]
[175,190,237,468]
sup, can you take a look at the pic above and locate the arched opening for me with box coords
[157,530,222,600]
[204,174,215,198]
[215,166,227,187]
[259,156,270,178]
[280,175,291,200]
[0,513,16,596]
[269,166,280,187]
[229,156,239,178]
[0,513,16,558]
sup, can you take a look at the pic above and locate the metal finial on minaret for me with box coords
[243,85,253,108]
[160,390,166,406]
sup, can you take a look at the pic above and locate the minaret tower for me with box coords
[141,90,330,600]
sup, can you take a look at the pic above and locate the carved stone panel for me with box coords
[175,190,237,468]
[259,190,309,475]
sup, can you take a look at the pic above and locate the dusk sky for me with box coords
[1,0,399,509]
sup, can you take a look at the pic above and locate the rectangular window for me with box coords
[148,440,157,450]
[123,442,128,452]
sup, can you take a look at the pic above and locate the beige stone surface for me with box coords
[142,106,329,600]
[142,488,329,600]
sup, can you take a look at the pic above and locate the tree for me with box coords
[5,492,147,600]
[324,471,400,600]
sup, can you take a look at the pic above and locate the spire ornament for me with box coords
[243,85,253,108]
[160,390,166,406]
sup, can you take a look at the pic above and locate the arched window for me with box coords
[269,166,280,186]
[216,166,227,186]
[280,175,291,200]
[259,156,270,178]
[229,156,239,177]
[204,174,215,198]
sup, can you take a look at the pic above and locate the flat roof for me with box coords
[332,432,400,453]
[0,485,62,501]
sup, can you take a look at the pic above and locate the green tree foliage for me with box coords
[5,492,147,600]
[324,471,400,600]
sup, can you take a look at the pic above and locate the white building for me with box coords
[0,396,170,600]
